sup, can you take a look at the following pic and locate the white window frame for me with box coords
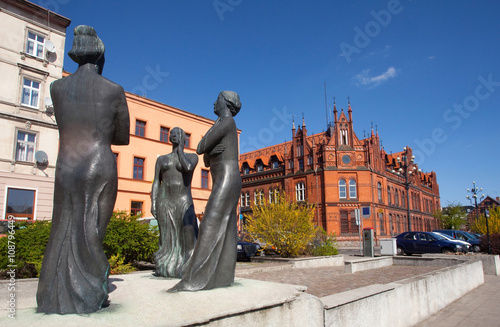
[26,30,45,58]
[21,77,41,108]
[349,179,357,198]
[339,179,346,199]
[15,130,36,162]
[296,182,305,202]
[245,192,250,207]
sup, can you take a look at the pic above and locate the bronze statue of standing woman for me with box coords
[151,127,199,278]
[169,91,242,292]
[36,26,130,314]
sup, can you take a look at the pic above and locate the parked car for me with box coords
[396,231,466,255]
[237,240,259,261]
[433,232,472,252]
[433,229,481,252]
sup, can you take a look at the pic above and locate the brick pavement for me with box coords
[236,262,441,298]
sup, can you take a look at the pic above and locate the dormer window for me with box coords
[244,167,249,174]
[257,164,263,172]
[272,161,279,169]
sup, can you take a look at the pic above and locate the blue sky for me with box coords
[47,0,500,206]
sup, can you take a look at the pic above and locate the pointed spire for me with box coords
[348,96,352,113]
[333,96,338,123]
[371,121,375,137]
[292,115,295,130]
[302,112,306,128]
[375,124,379,138]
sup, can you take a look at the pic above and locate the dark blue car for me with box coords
[396,231,465,255]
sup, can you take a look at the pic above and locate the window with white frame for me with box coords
[16,131,36,162]
[245,192,250,207]
[26,31,45,58]
[21,78,40,108]
[308,156,313,165]
[272,160,279,169]
[5,187,36,220]
[339,179,346,199]
[269,189,274,204]
[377,182,383,202]
[349,179,357,198]
[241,193,246,207]
[296,182,305,201]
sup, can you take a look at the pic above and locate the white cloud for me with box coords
[353,66,398,88]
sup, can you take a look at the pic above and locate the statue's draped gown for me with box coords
[153,151,198,277]
[36,65,129,314]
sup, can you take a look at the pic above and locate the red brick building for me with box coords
[239,101,440,242]
[467,196,500,226]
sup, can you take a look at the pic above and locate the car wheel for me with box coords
[441,247,453,254]
[397,246,405,256]
[473,245,481,253]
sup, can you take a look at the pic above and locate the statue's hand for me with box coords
[210,144,225,156]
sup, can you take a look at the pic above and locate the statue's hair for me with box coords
[220,91,241,117]
[68,25,105,65]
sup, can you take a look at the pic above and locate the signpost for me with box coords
[354,209,361,255]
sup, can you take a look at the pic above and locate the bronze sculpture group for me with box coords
[36,25,242,315]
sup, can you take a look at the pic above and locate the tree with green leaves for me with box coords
[434,202,467,230]
[245,192,317,257]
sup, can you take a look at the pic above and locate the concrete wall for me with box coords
[344,256,393,273]
[322,260,484,327]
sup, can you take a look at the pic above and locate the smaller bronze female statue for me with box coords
[169,91,241,292]
[151,127,199,278]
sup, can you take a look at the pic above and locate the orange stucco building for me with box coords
[239,101,440,242]
[111,92,226,220]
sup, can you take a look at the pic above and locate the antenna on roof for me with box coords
[324,82,328,127]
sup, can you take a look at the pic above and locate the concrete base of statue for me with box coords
[1,271,324,326]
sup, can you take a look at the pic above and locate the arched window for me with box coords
[349,179,357,198]
[296,182,305,201]
[395,189,399,207]
[387,186,392,205]
[339,179,346,199]
[377,182,382,202]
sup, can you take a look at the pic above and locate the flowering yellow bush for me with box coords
[471,206,500,235]
[245,192,317,257]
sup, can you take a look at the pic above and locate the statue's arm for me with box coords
[150,158,163,217]
[112,88,130,146]
[196,118,232,155]
[177,144,198,172]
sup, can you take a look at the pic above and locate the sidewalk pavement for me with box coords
[415,274,500,327]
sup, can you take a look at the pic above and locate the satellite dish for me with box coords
[45,40,56,53]
[45,97,53,107]
[44,97,54,116]
[35,151,48,170]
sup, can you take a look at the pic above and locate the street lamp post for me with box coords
[396,147,417,232]
[466,182,490,253]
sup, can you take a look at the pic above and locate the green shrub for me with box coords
[103,211,159,263]
[0,220,52,279]
[0,211,159,279]
[305,228,339,257]
[108,254,138,275]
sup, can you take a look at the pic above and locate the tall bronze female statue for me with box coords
[36,26,130,314]
[169,91,242,292]
[151,127,199,278]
